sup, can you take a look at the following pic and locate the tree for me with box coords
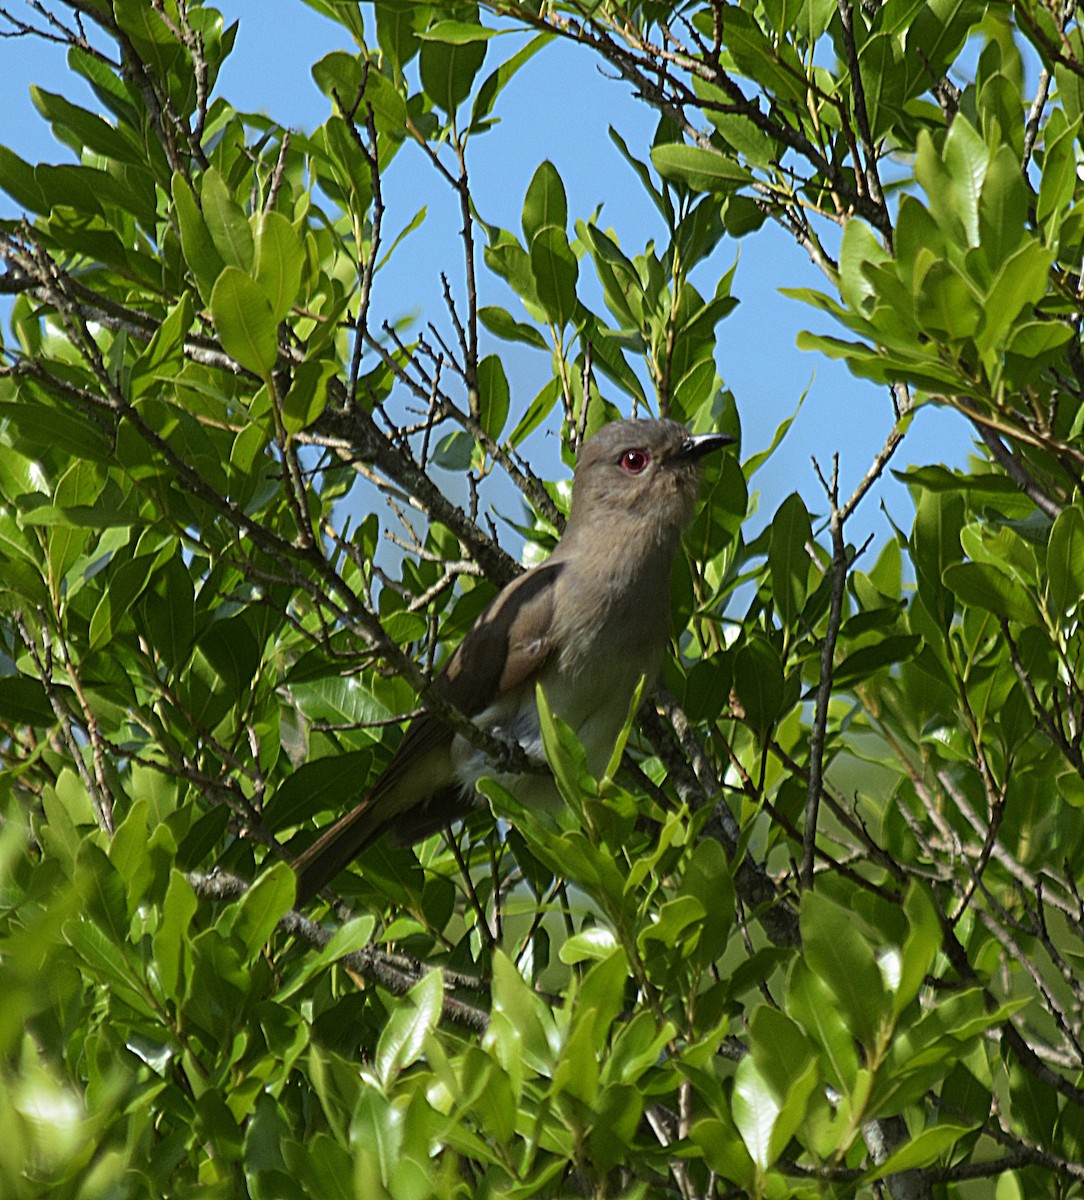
[0,0,1083,1195]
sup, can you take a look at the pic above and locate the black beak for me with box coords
[677,432,736,462]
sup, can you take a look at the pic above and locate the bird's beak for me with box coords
[676,432,736,462]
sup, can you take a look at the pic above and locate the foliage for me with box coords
[1,0,1084,1196]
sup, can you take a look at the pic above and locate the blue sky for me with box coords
[0,0,974,545]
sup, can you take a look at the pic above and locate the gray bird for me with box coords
[291,418,734,903]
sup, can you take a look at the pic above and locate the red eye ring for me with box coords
[620,448,650,474]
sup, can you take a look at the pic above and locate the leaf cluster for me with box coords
[1,1,1084,1197]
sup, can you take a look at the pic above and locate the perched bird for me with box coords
[291,418,734,903]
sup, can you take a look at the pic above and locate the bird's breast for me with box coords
[449,585,667,798]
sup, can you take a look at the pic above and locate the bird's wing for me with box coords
[376,558,564,782]
[440,560,561,704]
[291,561,562,902]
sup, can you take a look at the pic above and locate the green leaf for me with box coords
[108,799,151,910]
[88,551,163,652]
[768,492,812,624]
[282,357,336,435]
[375,1,421,71]
[530,226,579,328]
[0,401,112,462]
[153,870,198,1001]
[477,354,510,439]
[1006,318,1073,357]
[311,49,364,103]
[140,552,195,669]
[801,891,888,1047]
[276,915,376,1001]
[974,241,1055,355]
[0,144,49,212]
[265,750,373,831]
[113,0,184,81]
[433,430,473,472]
[0,675,55,726]
[536,683,593,804]
[197,615,261,694]
[691,1119,757,1187]
[253,210,305,322]
[129,293,195,399]
[864,1124,975,1181]
[1037,109,1079,233]
[897,883,940,1015]
[916,260,981,340]
[375,968,443,1088]
[609,125,673,225]
[484,950,559,1077]
[508,374,559,446]
[559,926,619,964]
[840,218,890,314]
[789,963,860,1092]
[977,143,1028,266]
[173,172,226,302]
[232,862,295,962]
[650,143,751,192]
[65,917,157,1020]
[749,1006,816,1104]
[942,561,1038,625]
[731,1056,780,1170]
[679,838,735,966]
[553,1006,600,1105]
[30,87,137,164]
[417,20,500,44]
[732,638,784,731]
[912,488,965,630]
[941,115,988,247]
[419,31,486,115]
[479,305,548,349]
[892,465,1018,495]
[201,166,254,271]
[522,160,568,245]
[210,267,278,378]
[484,230,538,309]
[1047,506,1084,616]
[834,634,922,688]
[577,222,644,330]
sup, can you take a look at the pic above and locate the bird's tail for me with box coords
[290,731,463,904]
[290,796,385,905]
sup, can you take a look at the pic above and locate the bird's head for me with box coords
[567,418,735,547]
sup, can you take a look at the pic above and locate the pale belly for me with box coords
[448,631,658,802]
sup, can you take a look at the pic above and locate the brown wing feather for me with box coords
[439,560,561,706]
[291,561,562,903]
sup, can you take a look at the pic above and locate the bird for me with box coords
[291,418,734,903]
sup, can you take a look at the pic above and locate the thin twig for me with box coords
[187,871,490,1030]
[803,454,846,889]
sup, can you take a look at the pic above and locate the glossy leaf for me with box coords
[522,160,567,245]
[768,491,812,623]
[1047,505,1084,615]
[942,561,1039,625]
[801,891,888,1047]
[530,226,579,329]
[375,969,443,1088]
[210,267,279,378]
[253,210,305,322]
[201,166,254,272]
[419,31,486,114]
[653,142,753,192]
[732,637,785,731]
[477,354,510,439]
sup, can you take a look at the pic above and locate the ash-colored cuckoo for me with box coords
[292,418,734,903]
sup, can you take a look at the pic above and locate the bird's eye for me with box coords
[620,448,650,474]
